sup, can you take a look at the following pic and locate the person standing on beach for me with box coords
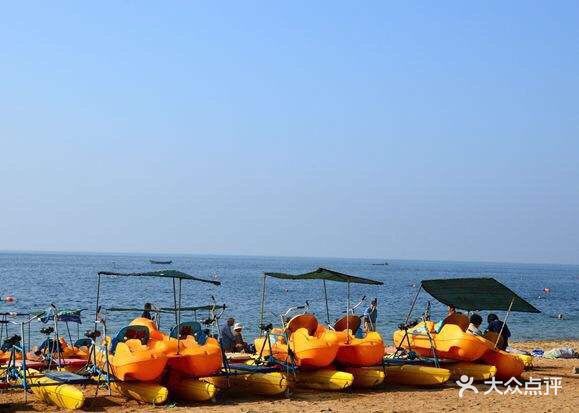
[220,317,236,352]
[485,313,511,350]
[363,298,378,332]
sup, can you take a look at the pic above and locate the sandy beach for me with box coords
[1,339,577,412]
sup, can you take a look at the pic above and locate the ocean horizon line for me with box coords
[1,248,577,268]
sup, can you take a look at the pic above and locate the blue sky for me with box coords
[1,2,578,264]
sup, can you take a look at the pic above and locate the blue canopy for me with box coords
[40,308,85,324]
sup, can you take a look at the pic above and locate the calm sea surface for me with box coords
[1,252,577,345]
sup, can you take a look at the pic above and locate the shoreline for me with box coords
[1,338,577,412]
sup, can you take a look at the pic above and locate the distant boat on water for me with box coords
[149,259,173,265]
[371,262,389,266]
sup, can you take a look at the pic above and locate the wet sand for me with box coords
[1,339,577,412]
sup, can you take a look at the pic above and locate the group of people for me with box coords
[467,312,511,349]
[140,304,251,352]
[139,300,512,353]
[220,317,251,353]
[444,306,512,350]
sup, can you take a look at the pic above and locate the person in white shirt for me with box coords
[466,313,483,336]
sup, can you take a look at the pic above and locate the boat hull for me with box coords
[383,365,450,386]
[22,369,85,410]
[167,373,217,402]
[480,349,524,380]
[515,354,533,369]
[293,369,354,391]
[110,381,168,404]
[206,371,288,396]
[445,362,497,381]
[343,366,385,388]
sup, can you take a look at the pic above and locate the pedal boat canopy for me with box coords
[94,270,221,344]
[259,267,382,330]
[264,267,383,285]
[108,304,226,313]
[98,270,220,285]
[39,308,85,324]
[421,277,540,313]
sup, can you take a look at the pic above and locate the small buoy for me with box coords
[3,295,16,303]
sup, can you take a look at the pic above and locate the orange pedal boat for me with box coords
[96,323,168,382]
[480,348,524,380]
[254,314,340,368]
[477,331,524,380]
[130,317,222,378]
[58,338,90,360]
[333,315,385,367]
[393,317,490,361]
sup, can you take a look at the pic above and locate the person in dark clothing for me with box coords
[485,313,511,350]
[142,303,155,320]
[220,317,236,352]
[363,298,378,332]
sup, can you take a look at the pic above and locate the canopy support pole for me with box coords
[27,321,31,352]
[495,296,514,349]
[323,280,330,325]
[65,321,73,348]
[177,278,182,355]
[172,278,178,326]
[259,274,267,334]
[404,285,422,325]
[94,273,101,333]
[52,305,62,368]
[346,281,350,343]
[394,285,422,353]
[20,321,28,403]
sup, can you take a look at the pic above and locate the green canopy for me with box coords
[264,267,383,285]
[108,307,171,313]
[160,305,226,312]
[421,277,540,313]
[108,304,226,313]
[98,270,221,285]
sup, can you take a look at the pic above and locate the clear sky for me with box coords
[1,1,578,264]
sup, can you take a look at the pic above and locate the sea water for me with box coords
[0,252,577,346]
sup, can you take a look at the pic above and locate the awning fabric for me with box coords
[108,304,226,312]
[40,308,85,324]
[421,277,540,313]
[98,270,220,285]
[160,305,226,312]
[264,267,383,285]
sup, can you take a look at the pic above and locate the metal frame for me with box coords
[94,270,219,357]
[393,278,531,367]
[0,311,104,402]
[258,269,382,335]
